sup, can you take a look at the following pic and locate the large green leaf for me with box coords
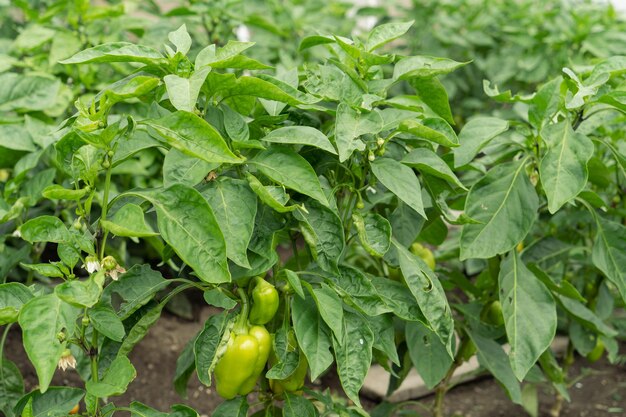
[163,67,211,112]
[402,148,467,190]
[143,111,243,164]
[334,103,383,162]
[262,126,336,154]
[195,310,232,387]
[499,251,556,381]
[366,21,414,51]
[453,117,509,167]
[467,330,522,404]
[352,212,391,257]
[460,160,538,260]
[393,56,467,80]
[86,356,136,397]
[291,293,333,381]
[394,240,454,356]
[131,184,230,283]
[201,178,257,268]
[0,358,23,417]
[539,121,593,213]
[410,77,454,124]
[101,204,158,238]
[294,202,344,273]
[406,321,453,389]
[0,73,60,112]
[371,158,426,218]
[592,217,626,304]
[0,283,33,325]
[18,294,80,392]
[250,147,329,206]
[398,118,458,147]
[13,387,84,417]
[102,265,169,319]
[332,311,373,408]
[60,42,164,65]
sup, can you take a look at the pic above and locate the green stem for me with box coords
[0,324,12,364]
[98,159,114,260]
[290,232,302,271]
[90,328,99,414]
[235,288,250,334]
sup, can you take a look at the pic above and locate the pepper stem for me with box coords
[234,288,250,334]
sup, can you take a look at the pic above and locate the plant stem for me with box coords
[98,159,113,260]
[550,341,575,417]
[90,329,99,414]
[0,324,12,365]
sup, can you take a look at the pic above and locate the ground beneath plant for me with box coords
[4,308,625,417]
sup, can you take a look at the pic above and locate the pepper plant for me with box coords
[0,5,625,417]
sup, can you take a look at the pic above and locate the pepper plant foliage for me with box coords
[0,11,625,417]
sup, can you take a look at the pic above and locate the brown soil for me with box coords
[4,308,625,417]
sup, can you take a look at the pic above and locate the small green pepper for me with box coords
[249,277,279,325]
[409,242,436,270]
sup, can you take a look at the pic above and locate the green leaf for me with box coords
[131,184,230,283]
[294,201,344,273]
[18,294,80,392]
[116,302,163,358]
[211,397,249,417]
[0,73,60,112]
[143,111,243,164]
[393,56,467,80]
[201,177,257,268]
[460,160,538,260]
[266,327,301,380]
[410,77,454,125]
[394,240,454,356]
[86,356,136,397]
[164,67,211,112]
[102,265,169,319]
[60,42,164,65]
[352,212,391,257]
[333,311,374,408]
[312,284,345,346]
[467,330,522,404]
[453,117,509,168]
[592,217,626,304]
[399,118,458,147]
[168,24,192,55]
[499,251,556,381]
[0,358,23,417]
[13,387,84,417]
[283,392,318,417]
[371,157,426,218]
[250,147,329,206]
[557,296,617,337]
[104,75,160,104]
[539,121,594,213]
[173,338,196,398]
[20,216,70,243]
[292,293,333,381]
[366,21,414,51]
[334,103,383,162]
[405,321,453,389]
[371,277,426,322]
[196,41,269,70]
[263,126,337,154]
[203,289,237,310]
[55,272,104,308]
[0,283,33,325]
[89,304,125,342]
[101,203,158,238]
[163,148,218,187]
[194,310,232,386]
[333,266,390,316]
[402,148,467,190]
[279,269,305,299]
[528,77,563,129]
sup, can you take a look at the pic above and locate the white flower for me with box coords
[12,229,21,238]
[107,265,126,281]
[83,256,100,274]
[58,349,76,371]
